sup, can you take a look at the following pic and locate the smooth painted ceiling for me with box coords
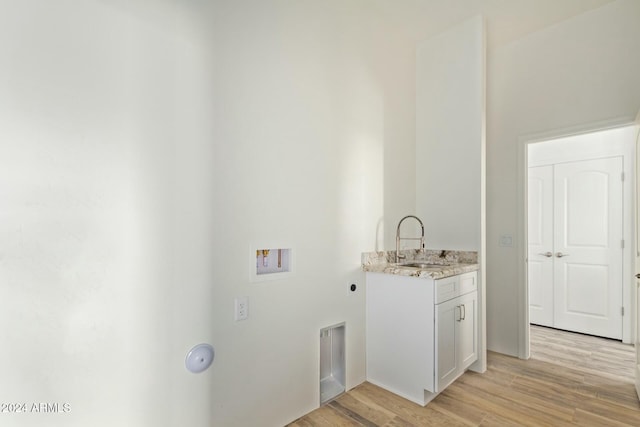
[370,0,614,47]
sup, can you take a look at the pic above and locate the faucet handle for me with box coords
[397,254,406,260]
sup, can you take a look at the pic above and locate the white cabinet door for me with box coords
[553,157,623,339]
[435,291,478,392]
[528,165,554,326]
[435,297,458,392]
[457,291,478,369]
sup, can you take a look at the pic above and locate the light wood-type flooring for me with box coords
[287,325,639,426]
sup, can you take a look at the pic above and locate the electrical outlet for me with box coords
[235,296,249,321]
[348,282,357,296]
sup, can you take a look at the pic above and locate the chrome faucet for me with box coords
[395,215,425,263]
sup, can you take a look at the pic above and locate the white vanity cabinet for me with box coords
[365,270,478,406]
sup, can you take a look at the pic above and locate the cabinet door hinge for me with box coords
[621,239,625,249]
[621,172,625,181]
[621,306,625,316]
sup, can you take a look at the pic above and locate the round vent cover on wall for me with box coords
[185,343,214,373]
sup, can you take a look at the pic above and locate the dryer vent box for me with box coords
[320,323,345,405]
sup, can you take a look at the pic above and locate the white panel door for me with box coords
[636,270,640,399]
[635,138,640,399]
[528,166,554,326]
[553,157,623,339]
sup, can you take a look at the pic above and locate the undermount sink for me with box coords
[400,262,450,269]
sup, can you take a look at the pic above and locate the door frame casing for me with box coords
[517,116,638,359]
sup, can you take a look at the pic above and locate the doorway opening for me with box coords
[521,124,638,359]
[528,143,625,339]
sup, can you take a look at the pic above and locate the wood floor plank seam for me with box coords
[327,400,380,427]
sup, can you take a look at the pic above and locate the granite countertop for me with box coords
[362,262,479,280]
[361,249,479,280]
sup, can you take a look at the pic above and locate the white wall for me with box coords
[205,2,415,424]
[0,1,417,426]
[0,1,214,426]
[487,0,640,356]
[415,16,486,372]
[416,16,485,253]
